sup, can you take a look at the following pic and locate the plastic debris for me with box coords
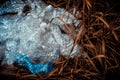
[14,53,53,74]
[0,0,80,74]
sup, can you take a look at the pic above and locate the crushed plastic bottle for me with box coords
[0,0,80,74]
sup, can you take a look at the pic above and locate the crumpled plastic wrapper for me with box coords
[14,53,53,74]
[0,0,80,74]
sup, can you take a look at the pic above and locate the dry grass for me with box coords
[0,0,120,80]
